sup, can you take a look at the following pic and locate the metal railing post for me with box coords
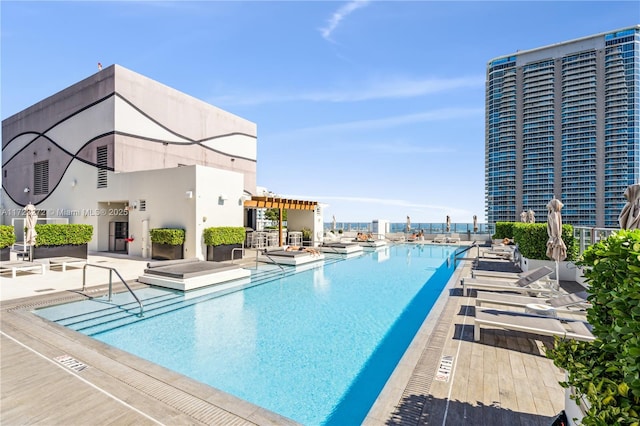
[108,269,113,301]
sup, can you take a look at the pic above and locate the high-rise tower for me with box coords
[486,25,640,227]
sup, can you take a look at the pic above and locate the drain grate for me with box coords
[54,355,88,372]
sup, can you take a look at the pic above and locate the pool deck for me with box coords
[1,244,582,425]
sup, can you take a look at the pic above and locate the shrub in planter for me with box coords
[34,224,93,246]
[150,228,185,260]
[546,229,640,425]
[203,227,245,261]
[512,222,577,261]
[149,228,185,245]
[32,224,93,259]
[492,222,514,240]
[301,227,312,242]
[0,225,16,261]
[0,225,16,249]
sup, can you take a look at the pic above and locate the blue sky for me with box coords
[2,1,638,223]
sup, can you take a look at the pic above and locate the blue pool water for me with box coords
[36,244,459,425]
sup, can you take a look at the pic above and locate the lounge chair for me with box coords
[475,290,591,316]
[0,260,46,278]
[433,234,446,243]
[461,266,555,296]
[447,233,461,243]
[471,269,524,279]
[474,309,595,342]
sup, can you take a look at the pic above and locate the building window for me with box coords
[97,145,108,188]
[34,160,49,195]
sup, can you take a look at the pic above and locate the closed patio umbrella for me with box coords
[618,183,640,229]
[332,215,337,231]
[546,199,566,289]
[520,211,528,222]
[527,209,536,223]
[446,215,451,233]
[25,203,38,260]
[406,216,411,232]
[473,215,478,233]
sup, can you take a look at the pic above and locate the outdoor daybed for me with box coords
[258,247,325,266]
[355,239,388,249]
[318,242,364,255]
[138,258,250,291]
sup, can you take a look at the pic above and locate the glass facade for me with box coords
[486,26,640,227]
[485,57,517,223]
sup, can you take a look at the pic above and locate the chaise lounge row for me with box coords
[461,265,594,342]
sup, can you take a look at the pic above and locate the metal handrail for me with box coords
[231,247,245,264]
[256,249,286,273]
[82,264,144,317]
[454,242,479,267]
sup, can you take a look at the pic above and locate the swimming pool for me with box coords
[36,244,460,425]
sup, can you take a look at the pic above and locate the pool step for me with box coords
[40,259,347,335]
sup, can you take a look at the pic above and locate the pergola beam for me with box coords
[244,196,319,246]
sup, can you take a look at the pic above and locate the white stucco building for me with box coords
[1,65,322,259]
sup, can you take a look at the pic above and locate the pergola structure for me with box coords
[243,196,319,246]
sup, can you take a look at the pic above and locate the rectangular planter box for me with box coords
[1,247,10,261]
[152,243,184,261]
[206,244,242,262]
[33,243,88,260]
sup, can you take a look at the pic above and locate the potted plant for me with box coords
[204,227,245,261]
[33,224,93,259]
[546,229,640,425]
[150,228,185,260]
[301,227,312,244]
[0,225,16,261]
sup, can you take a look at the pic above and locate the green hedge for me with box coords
[547,229,640,425]
[492,222,514,240]
[512,222,577,261]
[149,228,185,245]
[34,224,93,246]
[203,227,245,246]
[0,225,16,249]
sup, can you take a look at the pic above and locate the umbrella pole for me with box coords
[555,260,560,291]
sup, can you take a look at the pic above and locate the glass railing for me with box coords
[573,226,618,255]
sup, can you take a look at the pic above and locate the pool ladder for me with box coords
[82,264,144,317]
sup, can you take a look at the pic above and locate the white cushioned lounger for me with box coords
[474,309,595,342]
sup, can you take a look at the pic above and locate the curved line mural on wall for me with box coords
[2,92,257,206]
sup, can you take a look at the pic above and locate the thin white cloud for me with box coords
[213,75,484,106]
[271,107,483,137]
[320,0,371,42]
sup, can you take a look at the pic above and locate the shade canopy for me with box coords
[618,183,640,230]
[546,199,566,262]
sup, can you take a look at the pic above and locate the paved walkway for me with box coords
[1,246,581,425]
